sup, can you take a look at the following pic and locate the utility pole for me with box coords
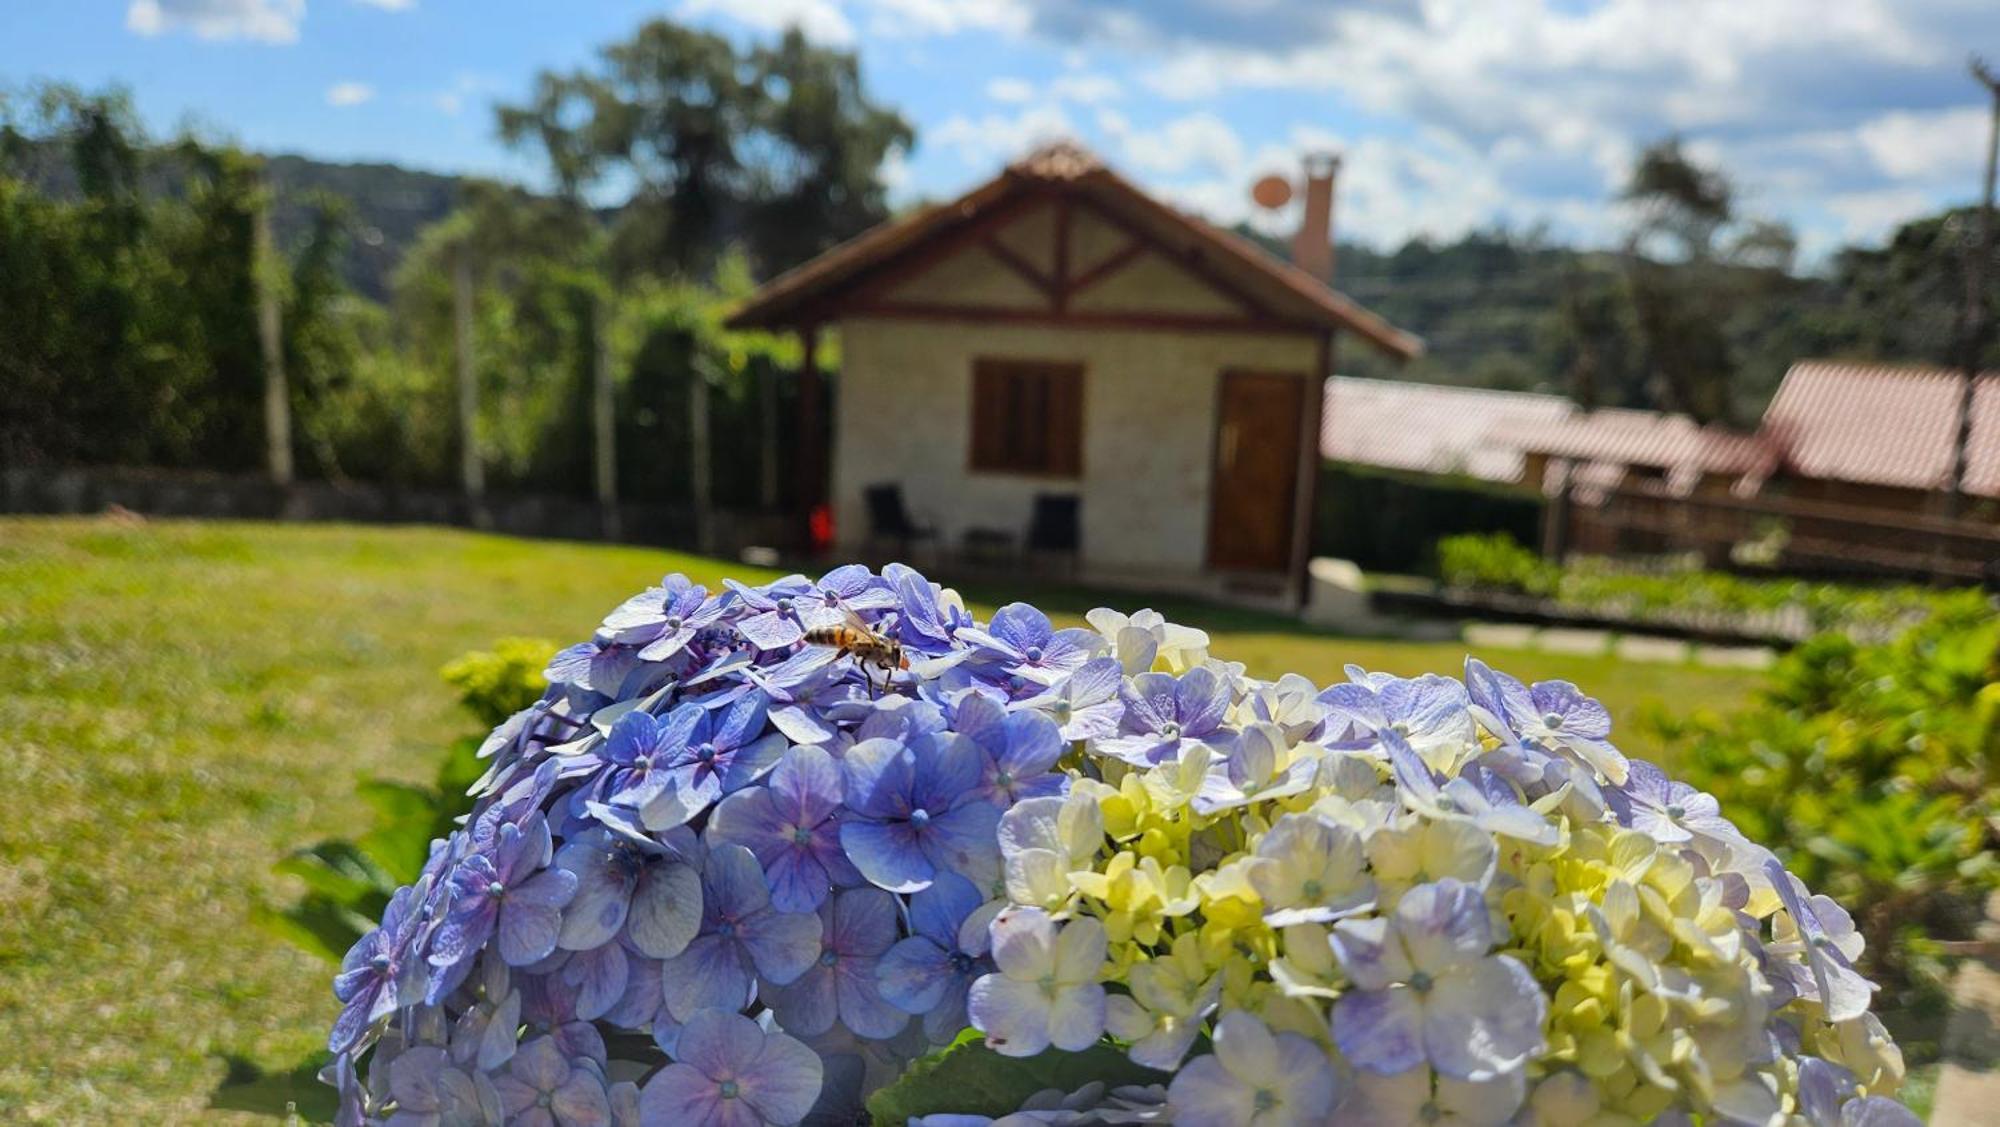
[1950,57,1999,522]
[592,292,620,541]
[453,244,488,527]
[254,183,293,486]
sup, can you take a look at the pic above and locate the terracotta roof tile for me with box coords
[725,139,1423,360]
[1319,377,1573,483]
[1763,360,2000,497]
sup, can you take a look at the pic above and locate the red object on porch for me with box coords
[809,503,833,554]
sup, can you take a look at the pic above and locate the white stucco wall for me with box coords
[832,316,1319,582]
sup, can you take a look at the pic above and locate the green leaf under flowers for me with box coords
[865,1033,1167,1126]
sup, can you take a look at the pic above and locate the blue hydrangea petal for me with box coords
[877,936,954,1015]
[741,907,825,987]
[1425,956,1547,1080]
[636,1062,721,1125]
[1332,987,1426,1074]
[659,935,754,1021]
[497,896,566,967]
[841,738,916,820]
[626,860,702,960]
[563,942,629,1023]
[841,819,932,893]
[738,1025,826,1125]
[767,963,840,1037]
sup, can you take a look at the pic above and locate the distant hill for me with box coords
[263,154,465,301]
[1243,229,1849,422]
[13,142,467,301]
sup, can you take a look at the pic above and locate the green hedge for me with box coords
[1437,531,1990,641]
[1312,462,1543,573]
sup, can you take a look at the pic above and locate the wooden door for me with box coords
[1208,370,1303,572]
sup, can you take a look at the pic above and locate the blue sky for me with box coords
[4,1,1996,263]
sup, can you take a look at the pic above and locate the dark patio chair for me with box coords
[1025,493,1079,576]
[862,483,937,561]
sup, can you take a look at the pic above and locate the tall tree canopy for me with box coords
[497,21,912,280]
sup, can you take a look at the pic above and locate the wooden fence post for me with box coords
[255,190,293,486]
[593,294,620,541]
[453,246,487,527]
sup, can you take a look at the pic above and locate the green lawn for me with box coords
[0,517,1762,1122]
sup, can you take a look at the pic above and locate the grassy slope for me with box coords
[0,518,1760,1122]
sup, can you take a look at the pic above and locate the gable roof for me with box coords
[724,140,1423,361]
[1516,407,1774,498]
[1763,359,2000,498]
[1320,376,1573,482]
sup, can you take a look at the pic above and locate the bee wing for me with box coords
[843,606,883,637]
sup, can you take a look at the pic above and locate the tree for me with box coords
[1614,138,1798,425]
[496,18,911,280]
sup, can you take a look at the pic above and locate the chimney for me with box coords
[1291,152,1340,285]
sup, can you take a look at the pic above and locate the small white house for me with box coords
[726,141,1420,604]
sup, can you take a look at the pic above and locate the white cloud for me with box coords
[1009,0,1992,252]
[1116,111,1244,177]
[325,81,375,107]
[125,0,304,42]
[1857,105,1989,182]
[351,0,413,9]
[863,0,1029,36]
[986,77,1035,104]
[1050,72,1121,103]
[931,104,1076,168]
[680,0,855,45]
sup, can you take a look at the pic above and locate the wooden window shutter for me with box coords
[969,358,1084,477]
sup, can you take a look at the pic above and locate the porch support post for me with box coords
[796,324,825,554]
[1289,331,1332,608]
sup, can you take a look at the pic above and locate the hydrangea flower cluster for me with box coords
[325,564,1918,1126]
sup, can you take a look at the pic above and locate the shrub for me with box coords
[321,566,1918,1125]
[1437,531,1989,640]
[1651,607,2000,1018]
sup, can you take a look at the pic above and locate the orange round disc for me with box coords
[1251,174,1293,210]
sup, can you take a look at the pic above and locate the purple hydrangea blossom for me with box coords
[707,744,859,914]
[1319,668,1475,770]
[1096,667,1236,766]
[839,733,1003,894]
[638,1010,824,1127]
[431,815,576,979]
[331,879,433,1055]
[746,647,863,746]
[551,826,702,960]
[884,562,974,657]
[598,574,725,664]
[1615,759,1741,846]
[1766,860,1876,1023]
[762,887,908,1039]
[622,695,787,830]
[876,873,993,1044]
[1330,877,1547,1081]
[956,602,1103,686]
[1386,733,1560,848]
[489,1035,611,1127]
[1014,657,1125,742]
[659,845,822,1021]
[387,1045,504,1126]
[1464,657,1629,786]
[954,691,1067,806]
